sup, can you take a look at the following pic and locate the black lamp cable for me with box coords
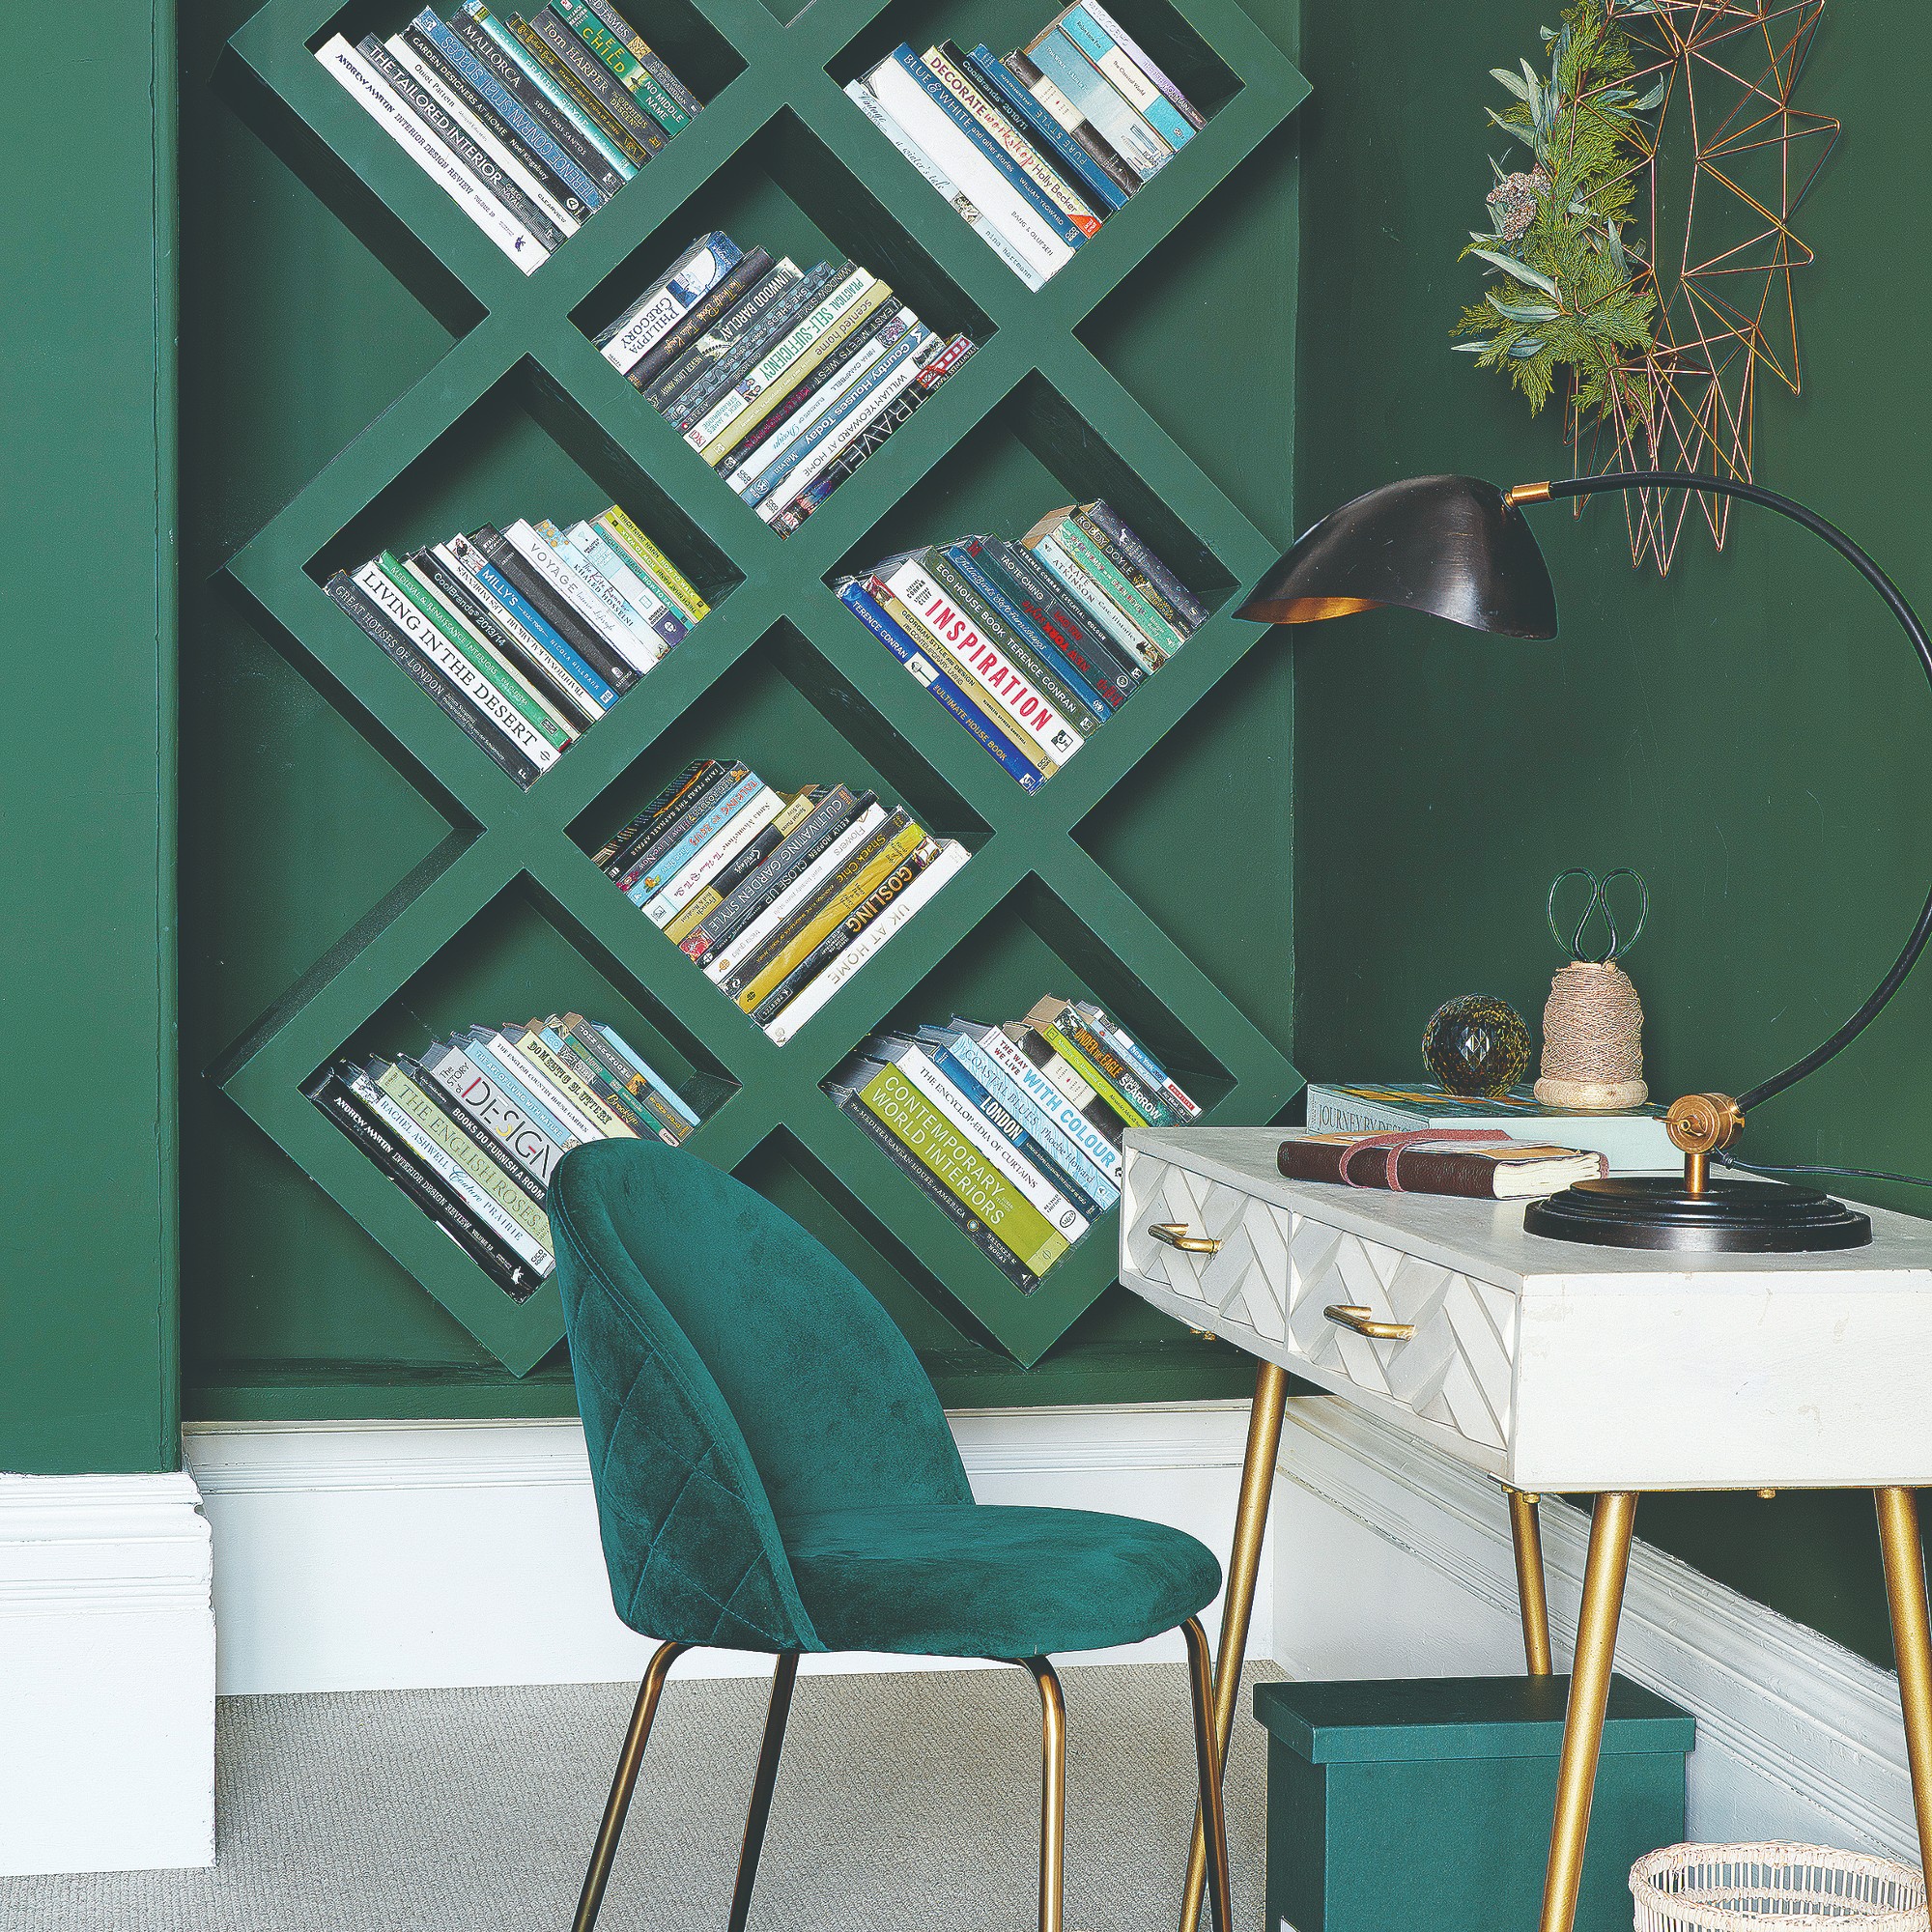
[1712,1147,1932,1191]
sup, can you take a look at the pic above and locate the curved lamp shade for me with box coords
[1236,473,1561,638]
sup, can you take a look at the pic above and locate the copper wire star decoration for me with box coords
[1582,0,1838,571]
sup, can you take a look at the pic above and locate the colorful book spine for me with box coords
[867,50,1075,281]
[649,257,817,418]
[417,1041,573,1184]
[598,232,742,370]
[1057,4,1197,149]
[1021,27,1171,180]
[625,771,764,903]
[879,556,1085,766]
[748,336,933,516]
[554,0,702,118]
[415,10,607,212]
[958,1021,1124,1183]
[964,45,1128,214]
[594,507,710,624]
[446,7,626,196]
[763,843,968,1044]
[925,547,1107,728]
[548,0,690,132]
[939,1033,1119,1208]
[1003,50,1143,202]
[848,1061,1070,1276]
[839,580,1043,792]
[1079,499,1210,629]
[923,1043,1108,1223]
[465,3,635,177]
[949,539,1131,710]
[640,784,791,926]
[923,43,1102,237]
[317,36,545,270]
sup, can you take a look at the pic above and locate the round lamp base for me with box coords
[1522,1175,1873,1253]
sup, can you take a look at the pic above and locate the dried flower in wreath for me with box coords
[1452,0,1839,574]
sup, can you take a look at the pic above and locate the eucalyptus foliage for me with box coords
[1452,1,1663,421]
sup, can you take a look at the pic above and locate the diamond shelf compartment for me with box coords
[569,106,997,436]
[569,614,991,858]
[301,354,740,607]
[822,366,1236,612]
[566,616,989,1046]
[826,0,1241,117]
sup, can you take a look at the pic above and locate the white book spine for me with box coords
[764,843,967,1044]
[686,269,876,456]
[976,1027,1124,1185]
[401,557,577,740]
[723,315,908,495]
[433,541,608,720]
[880,558,1084,763]
[642,786,789,927]
[350,561,561,769]
[922,43,1101,237]
[705,806,887,982]
[422,1046,569,1183]
[599,241,738,372]
[352,1074,555,1269]
[317,37,542,272]
[866,56,1073,280]
[384,37,581,238]
[563,524,676,635]
[842,82,1045,290]
[536,522,668,669]
[501,521,656,675]
[894,1047,1090,1237]
[1035,1043,1100,1114]
[754,353,929,523]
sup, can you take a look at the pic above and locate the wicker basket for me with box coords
[1632,1843,1929,1930]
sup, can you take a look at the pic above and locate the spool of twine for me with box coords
[1536,960,1647,1110]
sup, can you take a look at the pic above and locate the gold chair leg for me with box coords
[1537,1492,1637,1932]
[1023,1656,1066,1932]
[572,1638,688,1932]
[1877,1488,1932,1896]
[1181,1616,1235,1932]
[1509,1488,1554,1676]
[1180,1358,1290,1932]
[725,1652,799,1932]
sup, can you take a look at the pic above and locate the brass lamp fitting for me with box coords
[1666,1092,1746,1195]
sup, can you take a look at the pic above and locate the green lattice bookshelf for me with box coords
[213,0,1307,1374]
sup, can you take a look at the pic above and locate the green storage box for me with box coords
[1254,1675,1694,1932]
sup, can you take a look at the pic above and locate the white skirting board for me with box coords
[183,1402,1272,1695]
[1272,1394,1920,1862]
[0,1472,215,1877]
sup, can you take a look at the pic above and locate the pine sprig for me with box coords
[1451,1,1662,421]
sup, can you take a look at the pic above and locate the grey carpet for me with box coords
[4,1661,1279,1930]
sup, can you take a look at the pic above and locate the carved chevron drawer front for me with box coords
[1122,1149,1519,1457]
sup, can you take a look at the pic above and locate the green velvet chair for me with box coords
[550,1135,1235,1932]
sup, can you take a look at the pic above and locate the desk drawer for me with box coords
[1122,1151,1519,1453]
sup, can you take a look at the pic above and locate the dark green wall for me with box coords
[177,0,1302,1417]
[0,1,180,1473]
[1293,0,1921,1665]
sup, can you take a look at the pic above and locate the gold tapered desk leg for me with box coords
[1509,1489,1554,1676]
[1877,1488,1932,1896]
[1179,1359,1291,1932]
[1538,1492,1637,1932]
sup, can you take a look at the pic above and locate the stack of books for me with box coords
[825,994,1201,1290]
[845,6,1206,288]
[596,233,977,534]
[594,760,971,1042]
[305,1013,700,1302]
[835,500,1206,790]
[318,1,702,273]
[324,505,707,789]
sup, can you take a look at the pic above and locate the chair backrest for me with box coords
[548,1136,972,1652]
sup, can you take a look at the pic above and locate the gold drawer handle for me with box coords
[1324,1303,1415,1342]
[1149,1221,1222,1255]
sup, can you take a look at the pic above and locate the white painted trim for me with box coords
[184,1403,1271,1695]
[0,1471,214,1875]
[1272,1394,1916,1860]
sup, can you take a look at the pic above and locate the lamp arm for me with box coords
[1520,469,1932,1118]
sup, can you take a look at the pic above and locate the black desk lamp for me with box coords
[1241,469,1932,1253]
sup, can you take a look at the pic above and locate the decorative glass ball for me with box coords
[1422,994,1532,1096]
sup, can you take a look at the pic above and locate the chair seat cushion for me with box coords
[783,1503,1222,1658]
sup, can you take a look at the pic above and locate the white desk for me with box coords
[1119,1126,1932,1932]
